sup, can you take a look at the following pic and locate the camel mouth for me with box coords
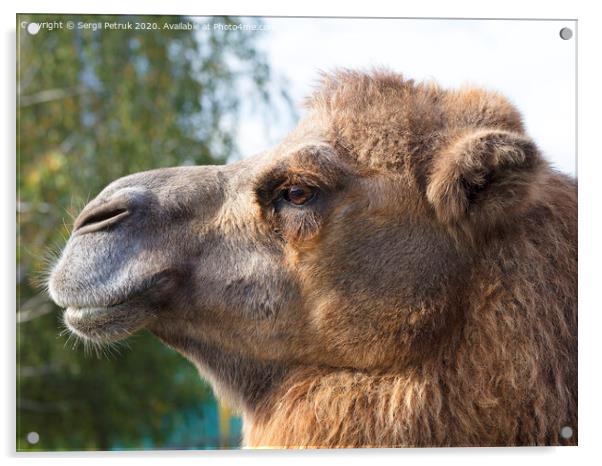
[54,288,150,343]
[57,269,183,343]
[63,301,155,343]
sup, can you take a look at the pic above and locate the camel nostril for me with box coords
[74,205,130,233]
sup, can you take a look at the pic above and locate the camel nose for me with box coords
[73,187,147,235]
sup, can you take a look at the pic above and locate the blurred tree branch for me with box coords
[18,398,71,413]
[19,86,88,107]
[17,295,53,324]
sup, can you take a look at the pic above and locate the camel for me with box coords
[48,70,577,448]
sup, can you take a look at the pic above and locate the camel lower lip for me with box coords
[63,303,153,343]
[66,306,113,317]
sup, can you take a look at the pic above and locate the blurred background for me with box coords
[16,14,576,451]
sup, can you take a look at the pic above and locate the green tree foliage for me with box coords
[17,14,277,451]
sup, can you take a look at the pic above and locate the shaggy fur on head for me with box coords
[241,71,576,447]
[50,69,577,448]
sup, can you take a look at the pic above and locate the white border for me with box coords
[3,1,601,465]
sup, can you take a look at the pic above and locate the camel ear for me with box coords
[426,129,543,235]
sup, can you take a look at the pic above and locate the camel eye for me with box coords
[282,185,316,206]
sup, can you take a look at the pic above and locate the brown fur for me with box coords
[49,70,577,448]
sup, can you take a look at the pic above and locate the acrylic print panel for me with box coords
[16,14,577,451]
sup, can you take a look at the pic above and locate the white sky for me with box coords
[235,18,576,176]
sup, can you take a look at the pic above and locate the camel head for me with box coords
[48,70,545,412]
